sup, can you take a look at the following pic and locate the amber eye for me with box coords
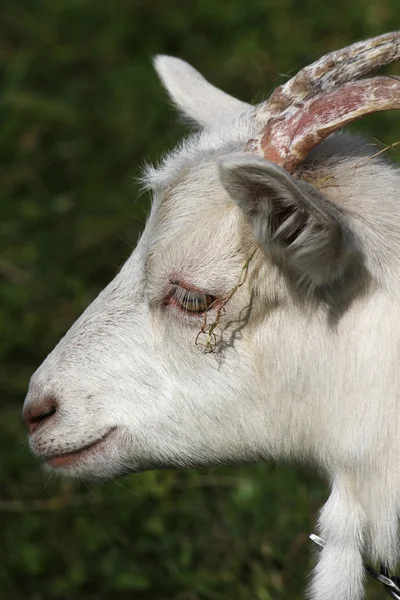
[172,287,216,314]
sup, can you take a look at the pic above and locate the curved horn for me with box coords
[260,31,400,117]
[260,76,400,172]
[248,32,400,172]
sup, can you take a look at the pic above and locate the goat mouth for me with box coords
[44,427,117,468]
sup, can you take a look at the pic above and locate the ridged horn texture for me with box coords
[247,32,400,172]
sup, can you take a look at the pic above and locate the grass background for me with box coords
[2,1,400,598]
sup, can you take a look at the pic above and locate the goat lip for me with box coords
[44,428,116,468]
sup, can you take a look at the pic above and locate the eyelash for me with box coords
[170,286,216,314]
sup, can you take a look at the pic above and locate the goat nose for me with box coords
[23,397,58,434]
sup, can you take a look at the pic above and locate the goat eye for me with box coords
[172,287,216,314]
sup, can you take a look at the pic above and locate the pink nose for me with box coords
[23,397,58,434]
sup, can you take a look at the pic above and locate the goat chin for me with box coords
[24,32,400,600]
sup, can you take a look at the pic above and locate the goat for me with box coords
[23,32,400,600]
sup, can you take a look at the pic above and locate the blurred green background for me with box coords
[2,1,400,598]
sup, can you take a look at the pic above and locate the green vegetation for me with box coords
[2,1,400,598]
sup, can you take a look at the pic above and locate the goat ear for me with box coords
[219,155,355,287]
[153,56,249,128]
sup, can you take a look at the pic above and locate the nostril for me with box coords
[24,397,58,435]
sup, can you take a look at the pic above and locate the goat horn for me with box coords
[258,76,400,172]
[260,31,400,117]
[247,33,400,171]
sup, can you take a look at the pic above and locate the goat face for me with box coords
[24,153,273,479]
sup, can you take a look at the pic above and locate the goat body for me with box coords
[23,33,400,600]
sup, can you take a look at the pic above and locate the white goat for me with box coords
[24,32,400,600]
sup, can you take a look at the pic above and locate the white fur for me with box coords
[153,55,248,127]
[24,55,400,600]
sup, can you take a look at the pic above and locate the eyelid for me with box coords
[169,284,217,314]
